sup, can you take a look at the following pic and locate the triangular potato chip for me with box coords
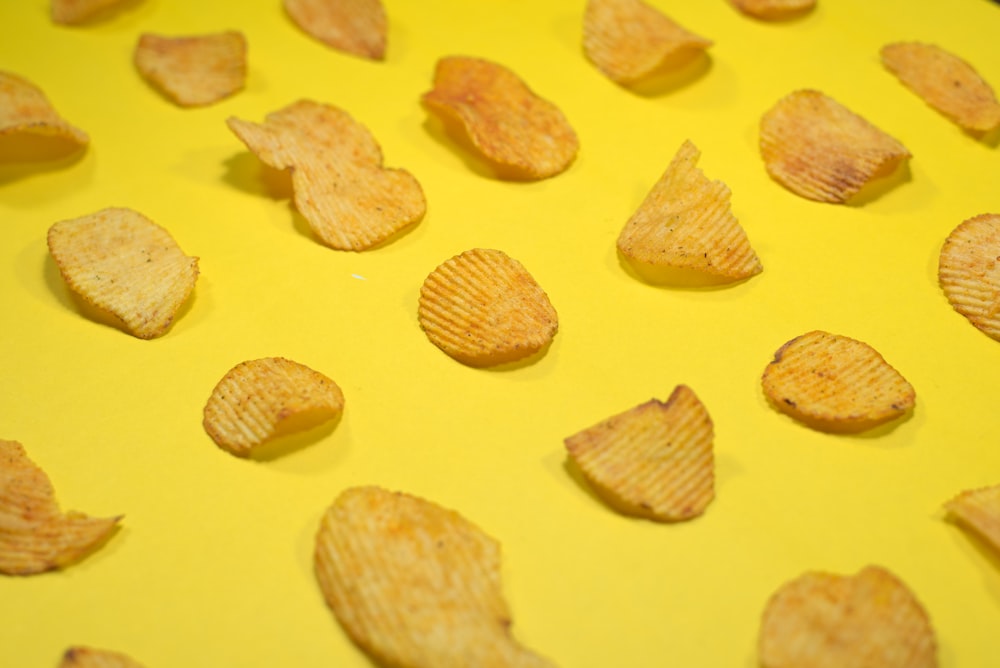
[60,646,146,668]
[944,483,1000,554]
[134,31,247,108]
[283,0,387,60]
[51,0,131,25]
[0,70,88,151]
[938,213,1000,341]
[728,0,816,20]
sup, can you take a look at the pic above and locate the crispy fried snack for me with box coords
[283,0,386,60]
[0,440,121,576]
[728,0,816,20]
[315,486,555,668]
[938,213,1000,341]
[60,646,146,668]
[564,385,714,521]
[944,483,1000,553]
[0,70,88,153]
[51,0,130,24]
[134,31,247,107]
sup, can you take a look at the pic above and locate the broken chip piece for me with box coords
[134,31,247,107]
[938,213,1000,342]
[759,89,911,203]
[283,0,387,60]
[418,248,558,367]
[944,483,1000,554]
[564,385,714,522]
[0,70,88,157]
[314,486,555,668]
[59,646,146,668]
[727,0,816,20]
[51,0,131,24]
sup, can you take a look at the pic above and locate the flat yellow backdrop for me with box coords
[2,0,999,666]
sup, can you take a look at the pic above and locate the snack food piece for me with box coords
[938,213,1000,342]
[727,0,816,20]
[227,99,425,250]
[944,483,1000,553]
[47,208,199,339]
[60,646,146,668]
[564,385,714,521]
[283,0,386,60]
[0,70,88,153]
[759,89,911,203]
[51,0,130,24]
[422,56,579,180]
[315,486,554,668]
[761,330,915,433]
[134,31,247,107]
[418,248,558,367]
[0,440,121,576]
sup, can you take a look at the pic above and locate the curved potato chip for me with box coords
[60,646,146,668]
[758,565,938,668]
[51,0,130,25]
[314,486,555,668]
[759,89,911,203]
[727,0,816,20]
[134,31,247,108]
[283,0,386,60]
[938,213,1000,342]
[944,483,1000,553]
[0,440,121,576]
[0,71,88,153]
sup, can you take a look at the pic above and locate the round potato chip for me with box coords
[938,213,1000,342]
[134,31,247,108]
[944,483,1000,554]
[0,70,88,152]
[728,0,816,20]
[283,0,387,60]
[59,646,146,668]
[51,0,130,25]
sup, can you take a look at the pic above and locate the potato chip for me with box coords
[51,0,130,25]
[944,483,1000,553]
[134,31,247,108]
[617,140,762,282]
[227,99,426,250]
[564,385,714,522]
[583,0,712,85]
[938,213,1000,341]
[759,89,911,203]
[418,248,558,367]
[60,646,146,668]
[727,0,816,20]
[0,70,88,153]
[203,357,345,457]
[881,42,1000,135]
[0,440,121,576]
[759,565,938,668]
[422,56,579,180]
[283,0,386,60]
[314,486,555,668]
[761,330,915,433]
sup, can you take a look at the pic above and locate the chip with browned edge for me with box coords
[315,486,555,668]
[51,0,131,25]
[759,89,911,203]
[761,330,915,433]
[758,565,938,668]
[944,483,1000,554]
[0,440,121,576]
[422,56,579,180]
[727,0,816,20]
[938,213,1000,342]
[228,99,426,250]
[564,385,714,522]
[134,31,247,107]
[59,646,146,668]
[283,0,386,60]
[0,70,88,156]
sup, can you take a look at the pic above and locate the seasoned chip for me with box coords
[564,385,714,521]
[51,0,130,24]
[418,248,558,367]
[60,646,146,668]
[938,213,1000,341]
[0,70,88,153]
[583,0,712,85]
[759,89,911,203]
[134,31,247,107]
[203,357,345,457]
[47,208,199,339]
[761,330,915,433]
[315,486,555,668]
[944,483,1000,553]
[0,440,121,576]
[882,42,1000,135]
[727,0,816,20]
[283,0,386,60]
[422,56,579,180]
[227,99,426,250]
[617,140,762,282]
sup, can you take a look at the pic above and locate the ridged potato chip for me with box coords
[0,440,121,576]
[938,213,1000,342]
[283,0,386,60]
[51,0,130,25]
[759,89,911,203]
[758,565,938,668]
[60,646,146,668]
[944,483,1000,553]
[134,31,247,107]
[761,330,915,433]
[564,385,714,521]
[418,248,558,367]
[314,486,554,668]
[0,70,88,153]
[728,0,816,20]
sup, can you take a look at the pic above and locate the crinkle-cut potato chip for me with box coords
[314,486,555,668]
[881,42,1000,135]
[227,99,426,250]
[0,71,88,152]
[583,0,712,85]
[938,213,1000,342]
[759,89,911,204]
[418,248,558,367]
[617,140,762,282]
[60,646,146,668]
[422,56,579,180]
[0,440,121,576]
[51,0,130,25]
[727,0,816,20]
[134,31,247,108]
[944,483,1000,554]
[564,385,714,522]
[283,0,386,60]
[203,357,345,457]
[758,565,938,668]
[47,208,199,339]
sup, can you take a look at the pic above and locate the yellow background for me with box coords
[2,0,999,665]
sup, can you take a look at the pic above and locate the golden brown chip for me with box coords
[938,213,1000,342]
[0,70,88,152]
[51,0,130,25]
[203,357,345,457]
[422,56,579,180]
[761,330,915,433]
[314,486,555,668]
[60,646,146,668]
[134,31,247,108]
[944,483,1000,553]
[882,42,1000,135]
[283,0,386,60]
[0,440,121,576]
[759,89,911,203]
[616,139,762,282]
[418,248,558,367]
[583,0,712,85]
[564,385,714,522]
[227,99,426,250]
[758,565,938,668]
[47,208,199,339]
[727,0,816,20]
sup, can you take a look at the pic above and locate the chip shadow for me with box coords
[613,50,713,99]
